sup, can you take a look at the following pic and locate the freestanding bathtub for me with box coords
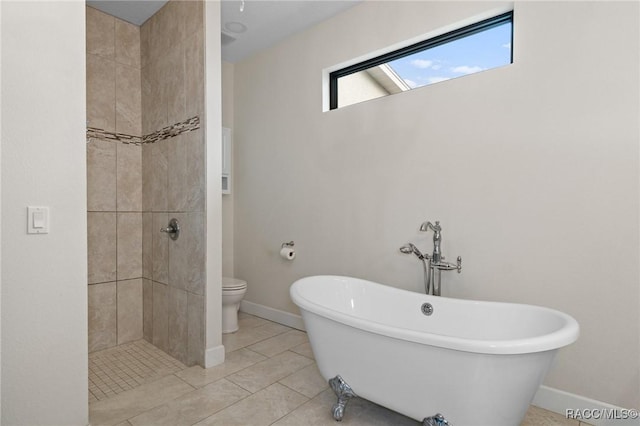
[290,275,579,426]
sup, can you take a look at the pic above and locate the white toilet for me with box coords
[222,277,247,334]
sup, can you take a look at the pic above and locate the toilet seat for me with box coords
[222,277,247,291]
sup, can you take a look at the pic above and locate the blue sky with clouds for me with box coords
[388,22,512,88]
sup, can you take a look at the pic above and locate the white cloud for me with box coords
[431,64,442,70]
[451,65,483,74]
[427,76,450,84]
[411,59,433,69]
[404,79,418,88]
[502,43,511,49]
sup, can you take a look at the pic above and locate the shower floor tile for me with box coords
[89,339,187,402]
[88,313,590,426]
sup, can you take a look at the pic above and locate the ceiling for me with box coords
[220,1,359,62]
[86,0,360,63]
[86,1,167,26]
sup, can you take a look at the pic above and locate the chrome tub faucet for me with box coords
[420,221,442,263]
[400,220,462,296]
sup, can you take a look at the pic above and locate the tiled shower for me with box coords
[86,1,206,367]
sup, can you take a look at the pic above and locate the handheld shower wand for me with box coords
[399,243,431,294]
[399,243,426,260]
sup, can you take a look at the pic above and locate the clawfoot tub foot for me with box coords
[423,413,452,426]
[328,375,357,421]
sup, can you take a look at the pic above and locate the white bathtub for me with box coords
[290,275,579,425]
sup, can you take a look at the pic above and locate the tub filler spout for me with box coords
[401,220,462,295]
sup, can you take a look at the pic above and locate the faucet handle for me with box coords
[456,256,462,273]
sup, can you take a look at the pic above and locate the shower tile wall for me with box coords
[86,1,205,366]
[141,1,206,367]
[87,6,143,352]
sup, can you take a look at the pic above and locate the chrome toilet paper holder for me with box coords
[281,241,295,248]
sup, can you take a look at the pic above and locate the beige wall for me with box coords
[140,0,206,367]
[233,1,639,409]
[222,61,235,277]
[1,1,88,423]
[86,6,144,353]
[204,0,224,366]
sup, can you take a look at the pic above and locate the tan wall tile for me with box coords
[151,138,169,211]
[143,278,153,342]
[180,1,204,41]
[152,213,169,284]
[116,143,142,211]
[140,1,206,134]
[140,1,204,133]
[140,19,151,70]
[87,54,116,132]
[164,46,186,125]
[148,2,180,62]
[144,6,164,63]
[142,212,153,279]
[89,282,117,352]
[167,130,204,212]
[168,286,188,363]
[116,64,142,136]
[142,57,168,134]
[152,281,169,352]
[117,279,143,344]
[185,29,204,119]
[88,212,117,284]
[187,292,204,366]
[86,6,115,59]
[141,144,153,211]
[145,9,170,131]
[115,18,141,69]
[169,212,204,294]
[117,213,142,280]
[87,139,116,211]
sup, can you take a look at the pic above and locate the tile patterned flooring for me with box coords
[89,339,187,402]
[89,312,590,426]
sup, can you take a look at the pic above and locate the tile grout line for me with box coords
[114,136,119,346]
[275,379,320,401]
[266,386,312,426]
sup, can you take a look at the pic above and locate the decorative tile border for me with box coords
[87,116,200,145]
[143,116,200,144]
[87,128,142,145]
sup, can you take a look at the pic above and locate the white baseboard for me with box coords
[240,300,306,331]
[204,344,225,368]
[533,385,638,426]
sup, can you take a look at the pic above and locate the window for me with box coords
[329,11,513,110]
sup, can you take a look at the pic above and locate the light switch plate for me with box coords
[27,206,49,234]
